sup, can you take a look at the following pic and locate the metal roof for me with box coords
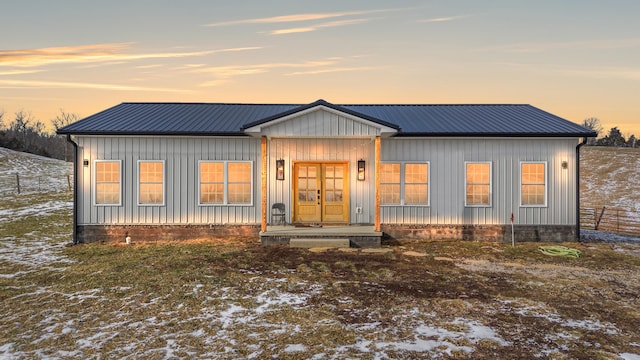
[57,100,596,137]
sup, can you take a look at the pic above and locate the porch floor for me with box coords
[260,225,383,248]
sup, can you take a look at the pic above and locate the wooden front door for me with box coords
[293,162,349,224]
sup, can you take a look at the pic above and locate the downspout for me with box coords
[575,137,588,242]
[66,134,79,244]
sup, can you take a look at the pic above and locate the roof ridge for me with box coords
[119,101,532,107]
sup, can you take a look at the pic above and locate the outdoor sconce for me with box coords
[357,159,366,181]
[276,159,285,180]
[83,159,89,167]
[561,161,568,170]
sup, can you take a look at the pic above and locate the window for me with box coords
[465,162,491,206]
[200,161,252,205]
[380,162,429,205]
[138,161,165,205]
[521,162,546,206]
[405,163,429,205]
[200,162,224,204]
[380,163,401,205]
[95,160,121,205]
[228,162,252,204]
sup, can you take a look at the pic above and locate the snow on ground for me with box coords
[1,147,639,358]
[581,147,640,213]
[582,229,640,243]
[0,147,73,195]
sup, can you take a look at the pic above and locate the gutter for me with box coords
[66,134,79,244]
[575,137,588,242]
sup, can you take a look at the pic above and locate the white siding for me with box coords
[75,134,579,227]
[260,109,382,137]
[380,138,578,226]
[75,136,261,225]
[268,138,374,224]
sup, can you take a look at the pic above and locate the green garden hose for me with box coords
[538,246,581,258]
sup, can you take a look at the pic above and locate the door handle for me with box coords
[317,189,321,205]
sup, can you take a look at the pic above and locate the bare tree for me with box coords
[581,117,603,145]
[51,109,79,131]
[51,109,80,161]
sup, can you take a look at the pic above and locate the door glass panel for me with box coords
[298,165,318,202]
[325,166,334,178]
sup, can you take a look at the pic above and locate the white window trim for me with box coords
[137,160,166,207]
[380,161,430,207]
[464,161,493,207]
[519,161,548,208]
[198,160,254,206]
[93,159,122,207]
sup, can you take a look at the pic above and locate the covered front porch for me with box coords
[244,100,398,247]
[260,224,383,248]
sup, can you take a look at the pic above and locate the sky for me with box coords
[1,0,639,136]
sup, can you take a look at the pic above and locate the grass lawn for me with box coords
[2,189,640,359]
[1,147,640,359]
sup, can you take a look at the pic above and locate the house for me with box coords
[57,99,596,246]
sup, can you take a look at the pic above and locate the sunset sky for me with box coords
[1,1,639,136]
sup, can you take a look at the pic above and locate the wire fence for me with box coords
[580,207,640,236]
[0,173,73,194]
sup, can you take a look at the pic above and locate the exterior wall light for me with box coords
[276,159,285,180]
[561,161,568,170]
[357,159,366,181]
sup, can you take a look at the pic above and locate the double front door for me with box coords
[293,162,349,223]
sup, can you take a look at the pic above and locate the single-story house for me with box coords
[57,99,596,246]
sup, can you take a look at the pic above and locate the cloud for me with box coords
[269,18,371,35]
[0,43,262,68]
[564,66,640,81]
[195,57,380,86]
[480,38,640,54]
[285,66,382,76]
[204,8,398,27]
[0,69,42,76]
[196,60,338,78]
[0,79,191,92]
[419,14,474,23]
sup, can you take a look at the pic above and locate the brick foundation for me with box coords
[76,224,576,244]
[381,224,576,242]
[76,224,261,243]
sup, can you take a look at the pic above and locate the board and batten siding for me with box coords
[268,138,375,224]
[75,136,262,225]
[380,138,578,226]
[257,109,384,137]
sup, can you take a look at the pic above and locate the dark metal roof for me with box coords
[57,100,596,137]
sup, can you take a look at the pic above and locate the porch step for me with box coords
[289,238,350,248]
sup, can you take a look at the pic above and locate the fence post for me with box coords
[595,207,606,230]
[16,174,21,194]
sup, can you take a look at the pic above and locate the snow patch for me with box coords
[284,344,306,353]
[620,353,640,360]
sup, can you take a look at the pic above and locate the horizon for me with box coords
[1,1,639,137]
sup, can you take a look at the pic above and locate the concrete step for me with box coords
[289,238,350,248]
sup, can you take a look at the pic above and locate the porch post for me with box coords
[261,136,267,232]
[374,136,381,232]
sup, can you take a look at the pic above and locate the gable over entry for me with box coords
[241,100,400,233]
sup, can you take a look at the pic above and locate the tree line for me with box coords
[581,117,638,148]
[0,110,637,162]
[0,109,77,161]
